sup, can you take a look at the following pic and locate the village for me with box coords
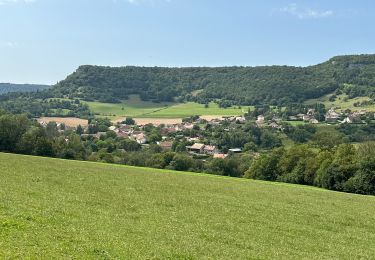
[37,106,375,160]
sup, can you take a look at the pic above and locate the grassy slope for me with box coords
[1,153,375,259]
[305,93,375,111]
[85,95,248,119]
[148,102,248,118]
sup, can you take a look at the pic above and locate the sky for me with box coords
[0,0,374,84]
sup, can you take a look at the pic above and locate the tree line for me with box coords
[245,143,375,195]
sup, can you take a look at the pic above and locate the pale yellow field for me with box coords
[37,117,89,127]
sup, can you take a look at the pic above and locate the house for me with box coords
[310,119,319,124]
[39,121,48,127]
[133,133,147,144]
[303,114,313,121]
[342,112,361,124]
[229,148,242,154]
[325,108,340,122]
[108,126,117,131]
[256,115,265,127]
[203,145,218,155]
[115,129,129,138]
[188,137,200,142]
[269,122,281,129]
[213,153,228,159]
[209,118,222,125]
[342,117,353,124]
[307,109,315,116]
[183,123,195,130]
[96,132,107,138]
[159,141,173,151]
[186,143,205,154]
[235,116,246,123]
[118,124,131,131]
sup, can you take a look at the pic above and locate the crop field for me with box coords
[305,93,375,111]
[1,153,375,259]
[37,117,89,128]
[85,95,248,120]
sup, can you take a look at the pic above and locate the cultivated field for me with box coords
[1,153,375,259]
[120,117,183,125]
[85,95,248,120]
[37,117,89,127]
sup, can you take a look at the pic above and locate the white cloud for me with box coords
[0,41,18,48]
[280,3,334,19]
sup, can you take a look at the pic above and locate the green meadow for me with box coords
[305,93,375,111]
[1,152,375,259]
[85,95,248,119]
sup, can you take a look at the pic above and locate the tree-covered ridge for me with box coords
[0,83,50,95]
[50,54,375,105]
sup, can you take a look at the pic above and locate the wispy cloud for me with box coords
[0,0,36,5]
[280,3,334,19]
[0,41,19,48]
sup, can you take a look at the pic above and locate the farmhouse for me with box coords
[342,112,361,124]
[307,109,315,116]
[160,126,177,136]
[115,129,129,138]
[159,141,173,151]
[325,108,341,122]
[256,115,265,127]
[133,133,147,144]
[203,145,219,155]
[183,123,195,130]
[213,153,228,159]
[269,122,281,129]
[186,143,205,154]
[303,114,313,121]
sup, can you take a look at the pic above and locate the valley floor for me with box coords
[1,153,375,259]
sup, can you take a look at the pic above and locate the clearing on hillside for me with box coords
[305,93,375,111]
[1,153,375,259]
[85,94,248,120]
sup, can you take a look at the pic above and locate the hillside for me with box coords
[49,54,375,105]
[0,83,50,95]
[1,152,375,259]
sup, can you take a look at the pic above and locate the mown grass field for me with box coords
[1,153,375,259]
[85,95,248,119]
[305,93,375,111]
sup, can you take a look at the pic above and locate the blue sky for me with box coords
[0,0,374,84]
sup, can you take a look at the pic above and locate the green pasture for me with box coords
[1,153,375,259]
[84,95,249,119]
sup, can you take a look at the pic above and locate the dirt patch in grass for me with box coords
[113,117,183,126]
[200,115,225,121]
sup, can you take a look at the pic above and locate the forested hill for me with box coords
[50,54,375,105]
[0,83,50,95]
